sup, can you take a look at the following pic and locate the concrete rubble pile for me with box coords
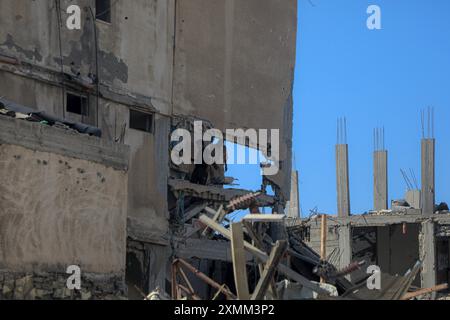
[158,188,444,300]
[0,273,124,300]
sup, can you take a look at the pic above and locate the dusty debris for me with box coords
[172,258,236,300]
[276,280,338,300]
[146,287,171,300]
[401,283,448,300]
[168,187,428,301]
[0,98,102,137]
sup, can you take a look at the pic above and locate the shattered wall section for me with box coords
[126,240,170,300]
[173,0,297,201]
[94,0,175,113]
[173,0,296,131]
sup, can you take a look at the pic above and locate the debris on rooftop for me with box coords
[0,98,101,137]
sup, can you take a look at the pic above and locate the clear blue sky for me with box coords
[228,0,450,217]
[295,0,450,215]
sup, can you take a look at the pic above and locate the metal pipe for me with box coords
[176,258,237,299]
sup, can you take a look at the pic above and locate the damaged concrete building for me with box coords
[294,121,450,299]
[0,0,297,299]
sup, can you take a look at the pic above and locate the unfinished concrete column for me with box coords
[338,224,352,271]
[336,144,350,217]
[286,170,300,218]
[421,138,435,216]
[373,150,388,211]
[336,117,350,217]
[420,220,436,294]
[373,127,388,211]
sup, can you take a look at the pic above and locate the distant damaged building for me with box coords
[292,120,450,299]
[0,0,297,299]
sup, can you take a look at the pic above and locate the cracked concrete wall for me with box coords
[0,1,59,67]
[0,118,129,275]
[0,2,298,287]
[0,0,174,114]
[0,72,170,243]
[0,0,172,244]
[94,0,175,113]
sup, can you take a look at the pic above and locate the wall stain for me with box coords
[55,21,128,84]
[1,34,43,62]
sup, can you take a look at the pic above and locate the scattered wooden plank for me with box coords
[177,284,201,300]
[205,206,231,223]
[176,238,253,262]
[242,214,285,222]
[269,278,279,300]
[251,240,287,300]
[199,215,330,295]
[243,221,277,299]
[202,205,224,236]
[392,261,422,300]
[212,284,228,300]
[231,222,251,300]
[401,283,448,300]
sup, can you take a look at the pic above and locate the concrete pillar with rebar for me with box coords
[421,138,435,216]
[336,118,350,217]
[373,128,388,211]
[336,144,350,217]
[374,151,388,210]
[421,107,436,216]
